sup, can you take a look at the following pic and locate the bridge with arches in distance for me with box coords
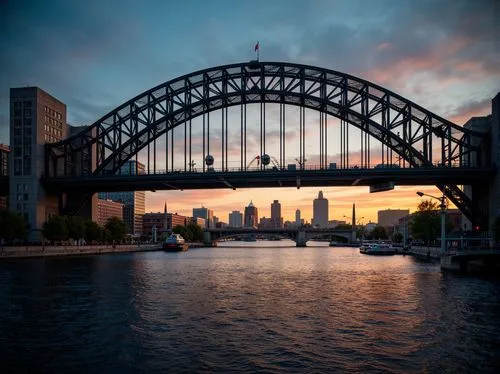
[2,61,498,238]
[203,227,355,247]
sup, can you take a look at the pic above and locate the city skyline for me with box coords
[1,1,498,225]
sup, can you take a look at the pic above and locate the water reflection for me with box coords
[1,245,499,373]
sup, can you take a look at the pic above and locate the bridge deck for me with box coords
[39,167,495,192]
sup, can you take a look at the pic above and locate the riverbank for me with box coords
[0,244,163,260]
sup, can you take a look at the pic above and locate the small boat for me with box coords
[359,242,395,255]
[163,234,188,252]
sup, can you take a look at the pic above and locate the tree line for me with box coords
[0,210,127,244]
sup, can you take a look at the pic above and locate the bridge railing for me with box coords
[114,161,475,176]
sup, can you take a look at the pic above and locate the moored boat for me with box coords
[359,242,395,255]
[163,234,188,252]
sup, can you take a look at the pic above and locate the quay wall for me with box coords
[0,244,162,259]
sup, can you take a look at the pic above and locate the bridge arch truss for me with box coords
[46,62,491,224]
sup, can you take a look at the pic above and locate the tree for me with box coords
[0,210,28,242]
[173,225,192,241]
[66,216,85,240]
[187,223,204,242]
[492,216,500,243]
[411,200,440,245]
[84,221,102,243]
[335,223,352,230]
[392,232,403,243]
[370,225,388,240]
[104,216,127,242]
[43,215,69,242]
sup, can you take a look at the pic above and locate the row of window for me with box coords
[13,109,31,118]
[44,116,63,129]
[13,157,31,176]
[43,124,63,137]
[13,101,31,109]
[44,106,62,120]
[44,134,60,143]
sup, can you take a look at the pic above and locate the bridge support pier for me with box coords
[203,231,217,247]
[296,231,307,247]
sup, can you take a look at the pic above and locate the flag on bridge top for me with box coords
[254,41,259,51]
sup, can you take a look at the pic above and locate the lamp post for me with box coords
[416,191,447,256]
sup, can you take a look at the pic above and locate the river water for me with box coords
[1,241,499,373]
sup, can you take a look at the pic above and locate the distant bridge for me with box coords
[204,227,354,247]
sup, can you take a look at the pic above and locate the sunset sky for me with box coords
[1,0,499,223]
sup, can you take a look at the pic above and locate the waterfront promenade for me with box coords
[0,244,163,259]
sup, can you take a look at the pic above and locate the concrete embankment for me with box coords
[408,246,441,260]
[0,244,163,260]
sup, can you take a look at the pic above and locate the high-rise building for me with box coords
[229,210,243,227]
[295,209,301,227]
[377,209,409,228]
[271,200,283,228]
[244,201,258,228]
[99,160,145,235]
[10,87,68,241]
[193,206,214,228]
[313,191,328,227]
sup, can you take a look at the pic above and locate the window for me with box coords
[14,136,21,146]
[14,147,22,157]
[17,203,22,211]
[24,184,28,192]
[14,128,22,136]
[24,119,31,127]
[14,119,22,128]
[14,102,22,109]
[24,109,31,117]
[17,184,23,192]
[17,194,23,201]
[24,147,31,156]
[14,109,22,117]
[24,193,29,201]
[24,101,32,108]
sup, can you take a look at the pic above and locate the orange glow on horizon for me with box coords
[145,185,450,224]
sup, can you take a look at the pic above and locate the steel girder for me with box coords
[45,61,490,224]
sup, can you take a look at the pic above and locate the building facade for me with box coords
[99,160,145,235]
[193,207,214,228]
[313,191,328,227]
[229,210,243,228]
[9,87,68,241]
[244,201,258,228]
[97,199,124,227]
[270,200,283,228]
[295,209,301,227]
[189,216,206,228]
[377,209,410,228]
[0,143,9,177]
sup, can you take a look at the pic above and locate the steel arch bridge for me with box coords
[44,61,494,226]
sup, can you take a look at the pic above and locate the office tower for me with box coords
[193,206,214,228]
[98,160,145,235]
[244,200,258,228]
[313,191,328,227]
[229,211,243,227]
[271,200,283,228]
[97,199,124,226]
[10,87,68,241]
[295,209,301,227]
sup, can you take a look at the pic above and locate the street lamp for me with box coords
[416,191,447,256]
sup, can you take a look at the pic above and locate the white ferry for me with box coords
[359,241,395,255]
[163,234,188,252]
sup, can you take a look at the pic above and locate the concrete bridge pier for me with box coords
[203,231,217,247]
[296,231,307,247]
